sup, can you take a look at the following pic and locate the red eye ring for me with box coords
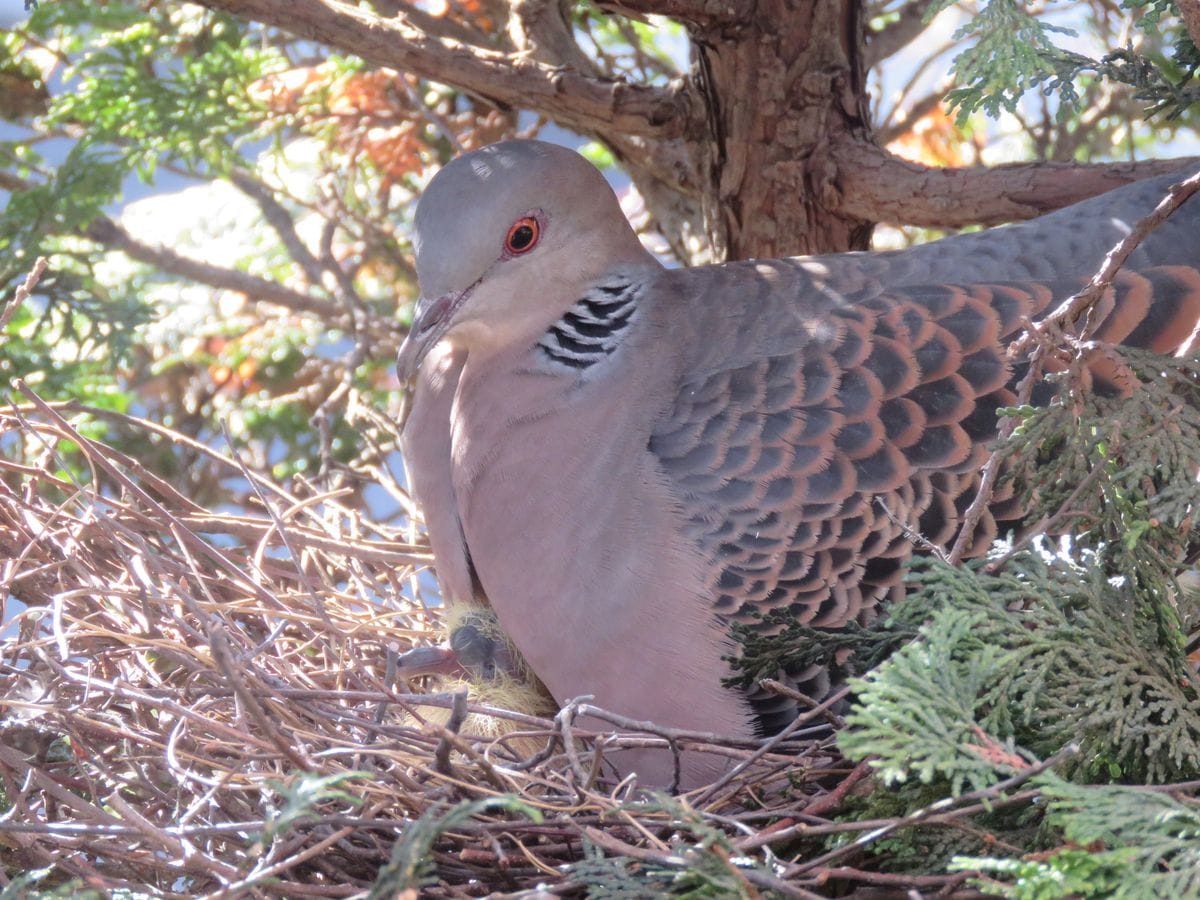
[505,216,540,255]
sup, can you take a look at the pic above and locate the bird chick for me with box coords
[396,604,556,756]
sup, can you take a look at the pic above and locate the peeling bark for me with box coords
[190,0,1196,267]
[194,0,696,139]
[690,0,876,258]
[832,140,1200,227]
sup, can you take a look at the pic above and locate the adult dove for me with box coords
[397,140,1200,786]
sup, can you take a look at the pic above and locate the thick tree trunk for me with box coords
[693,0,875,260]
[190,0,1197,269]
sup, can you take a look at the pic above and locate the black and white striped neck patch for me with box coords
[537,280,640,370]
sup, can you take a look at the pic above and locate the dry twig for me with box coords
[0,387,882,896]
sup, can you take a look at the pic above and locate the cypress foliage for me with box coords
[734,346,1200,891]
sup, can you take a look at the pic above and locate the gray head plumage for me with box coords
[397,140,655,381]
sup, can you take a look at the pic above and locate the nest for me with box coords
[2,384,957,898]
[0,261,991,900]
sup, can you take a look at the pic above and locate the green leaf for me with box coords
[369,796,543,896]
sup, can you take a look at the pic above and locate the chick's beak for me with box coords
[394,643,465,677]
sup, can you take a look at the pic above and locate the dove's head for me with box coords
[397,140,656,380]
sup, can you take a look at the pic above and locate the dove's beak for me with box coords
[398,292,452,383]
[397,284,477,384]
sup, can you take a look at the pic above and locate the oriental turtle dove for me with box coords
[396,140,1200,786]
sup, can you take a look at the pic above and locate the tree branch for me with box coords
[192,0,697,139]
[865,0,937,69]
[2,169,389,329]
[228,169,365,311]
[92,220,364,325]
[875,89,945,145]
[509,0,599,73]
[368,0,493,47]
[831,139,1200,227]
[593,0,754,30]
[85,216,353,321]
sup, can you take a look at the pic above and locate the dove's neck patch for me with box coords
[536,280,640,370]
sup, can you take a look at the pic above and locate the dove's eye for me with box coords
[505,217,540,255]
